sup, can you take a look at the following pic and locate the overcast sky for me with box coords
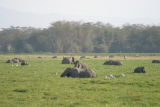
[0,0,160,27]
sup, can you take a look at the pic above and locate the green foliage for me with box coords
[93,44,108,53]
[0,22,160,53]
[0,56,160,107]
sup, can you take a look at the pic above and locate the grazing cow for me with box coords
[134,67,146,73]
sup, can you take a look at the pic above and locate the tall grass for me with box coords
[0,56,160,107]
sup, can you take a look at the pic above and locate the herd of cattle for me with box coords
[5,56,160,78]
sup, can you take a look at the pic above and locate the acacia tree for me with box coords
[0,21,160,53]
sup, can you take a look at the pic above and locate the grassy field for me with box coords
[0,54,160,107]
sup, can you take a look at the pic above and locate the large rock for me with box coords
[104,60,122,65]
[152,60,160,63]
[62,57,75,64]
[134,67,146,73]
[61,67,97,78]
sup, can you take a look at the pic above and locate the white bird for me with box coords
[108,74,115,78]
[105,74,115,79]
[120,73,125,77]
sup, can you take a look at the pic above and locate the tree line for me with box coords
[0,21,160,53]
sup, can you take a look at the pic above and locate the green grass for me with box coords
[1,52,160,56]
[0,57,160,107]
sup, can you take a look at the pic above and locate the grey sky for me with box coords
[0,0,160,27]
